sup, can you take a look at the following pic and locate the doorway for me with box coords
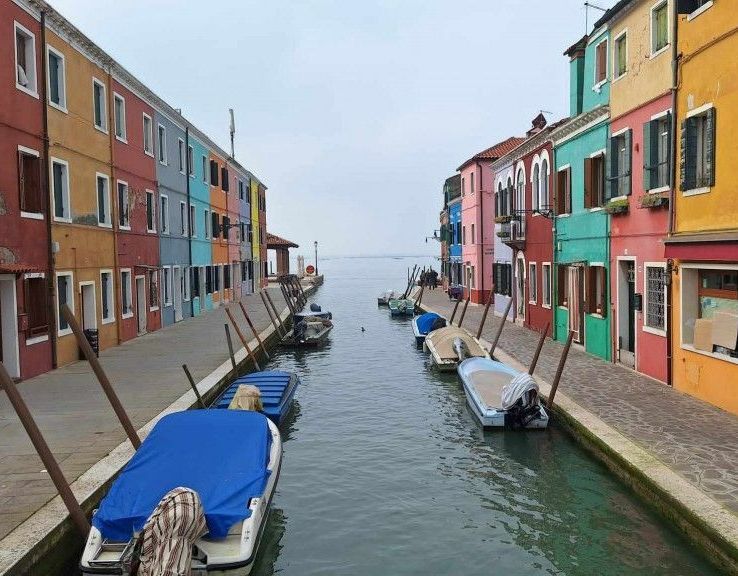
[567,265,585,344]
[173,267,183,322]
[135,275,147,335]
[516,255,526,324]
[618,259,636,368]
[79,282,97,330]
[0,275,20,378]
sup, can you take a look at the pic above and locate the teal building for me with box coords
[188,133,213,315]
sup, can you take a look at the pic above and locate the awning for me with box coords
[664,232,738,261]
[0,263,43,274]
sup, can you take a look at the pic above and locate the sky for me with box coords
[50,0,617,258]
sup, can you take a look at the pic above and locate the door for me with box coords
[516,256,526,322]
[0,276,20,378]
[80,282,97,330]
[567,266,585,344]
[135,276,147,335]
[173,267,183,322]
[618,261,636,368]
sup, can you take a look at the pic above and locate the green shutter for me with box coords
[664,112,672,189]
[705,107,716,187]
[643,120,655,191]
[623,129,632,196]
[681,118,697,191]
[606,136,618,199]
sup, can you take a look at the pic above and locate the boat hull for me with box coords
[424,326,488,372]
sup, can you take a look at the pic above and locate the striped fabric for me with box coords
[137,487,207,576]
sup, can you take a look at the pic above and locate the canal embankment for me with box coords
[417,288,738,574]
[0,278,321,576]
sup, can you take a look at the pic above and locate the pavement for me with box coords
[0,285,295,542]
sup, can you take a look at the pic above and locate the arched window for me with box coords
[506,177,513,216]
[540,159,549,209]
[516,168,525,235]
[497,182,503,217]
[532,164,540,211]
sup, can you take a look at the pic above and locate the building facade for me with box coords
[492,160,515,321]
[446,175,462,290]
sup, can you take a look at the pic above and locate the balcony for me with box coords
[496,218,525,250]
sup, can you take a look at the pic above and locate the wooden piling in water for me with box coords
[476,292,494,339]
[224,324,237,370]
[528,323,550,375]
[457,297,470,327]
[182,364,206,408]
[239,302,270,360]
[547,330,575,411]
[226,308,261,371]
[488,297,514,358]
[0,361,91,536]
[449,298,461,324]
[61,305,141,449]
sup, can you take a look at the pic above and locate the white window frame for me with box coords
[528,262,538,305]
[650,1,670,59]
[142,113,154,156]
[113,92,127,143]
[92,77,107,133]
[188,145,194,177]
[100,269,115,325]
[50,156,71,223]
[539,153,550,210]
[542,262,552,309]
[14,21,38,98]
[189,204,196,237]
[146,189,156,233]
[179,201,188,236]
[163,265,172,306]
[682,102,715,197]
[55,271,74,337]
[612,29,628,81]
[18,145,43,219]
[149,270,160,311]
[178,138,185,174]
[643,262,667,337]
[160,193,169,235]
[157,123,167,165]
[46,44,67,112]
[687,0,713,22]
[593,38,609,91]
[183,267,191,302]
[96,172,111,228]
[204,209,210,239]
[117,179,130,230]
[23,272,48,345]
[120,268,133,319]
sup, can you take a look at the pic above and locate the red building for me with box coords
[0,4,53,379]
[111,76,161,340]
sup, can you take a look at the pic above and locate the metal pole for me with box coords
[61,305,140,449]
[265,290,287,334]
[0,361,90,536]
[488,296,514,358]
[224,324,237,371]
[260,290,283,336]
[457,297,470,327]
[449,298,461,324]
[476,291,494,339]
[528,322,550,375]
[182,364,206,408]
[226,307,261,371]
[239,302,270,360]
[547,330,575,410]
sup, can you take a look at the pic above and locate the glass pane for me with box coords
[53,163,64,218]
[97,178,106,223]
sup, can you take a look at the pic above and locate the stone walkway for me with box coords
[0,286,294,541]
[419,289,738,516]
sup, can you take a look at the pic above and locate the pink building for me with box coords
[458,137,525,304]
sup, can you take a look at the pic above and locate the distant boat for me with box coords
[282,311,333,346]
[212,370,300,426]
[411,312,446,345]
[377,290,397,306]
[457,357,549,429]
[388,298,414,317]
[424,326,488,371]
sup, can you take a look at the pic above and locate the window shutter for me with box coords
[664,112,672,189]
[680,118,697,191]
[643,120,655,190]
[606,136,618,199]
[221,167,230,191]
[705,107,716,187]
[623,129,632,196]
[210,161,219,186]
[556,171,565,215]
[583,157,593,209]
[506,264,512,297]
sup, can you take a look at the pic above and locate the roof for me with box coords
[593,0,635,30]
[457,136,526,171]
[0,263,43,274]
[266,232,299,249]
[564,35,588,58]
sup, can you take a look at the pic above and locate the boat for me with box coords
[388,298,415,317]
[424,326,488,371]
[80,410,282,575]
[377,290,397,306]
[282,311,333,346]
[411,312,446,345]
[212,370,300,426]
[457,357,548,429]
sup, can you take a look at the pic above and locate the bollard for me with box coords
[476,292,494,339]
[239,302,270,360]
[488,297,514,358]
[457,297,470,328]
[182,364,206,408]
[528,323,550,375]
[224,324,237,370]
[449,298,461,324]
[547,330,575,411]
[226,307,261,371]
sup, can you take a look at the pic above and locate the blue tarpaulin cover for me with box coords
[416,312,442,335]
[92,410,272,541]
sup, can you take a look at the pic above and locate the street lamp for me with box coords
[314,241,318,275]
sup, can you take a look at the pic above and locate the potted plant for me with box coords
[495,215,513,224]
[604,198,629,215]
[640,193,669,209]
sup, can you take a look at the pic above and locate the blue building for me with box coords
[187,132,213,315]
[445,175,462,288]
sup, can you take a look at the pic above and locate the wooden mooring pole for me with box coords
[0,361,91,536]
[547,330,575,411]
[475,292,493,339]
[264,290,287,335]
[260,291,283,336]
[226,307,261,371]
[224,324,237,370]
[488,297,514,358]
[182,364,206,408]
[239,302,270,360]
[280,283,296,316]
[61,305,141,449]
[528,323,550,375]
[457,297,470,327]
[449,298,461,325]
[415,282,426,309]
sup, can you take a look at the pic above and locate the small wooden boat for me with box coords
[80,410,281,575]
[212,370,300,426]
[411,312,446,345]
[388,298,415,317]
[457,357,549,429]
[377,290,397,306]
[282,312,333,347]
[424,326,488,371]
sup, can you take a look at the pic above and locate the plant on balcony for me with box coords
[640,193,669,209]
[495,215,513,224]
[496,230,510,238]
[604,198,629,215]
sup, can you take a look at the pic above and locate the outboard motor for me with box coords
[453,337,470,362]
[310,303,322,312]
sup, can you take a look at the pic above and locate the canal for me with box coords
[250,256,719,576]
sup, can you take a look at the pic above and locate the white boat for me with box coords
[282,312,333,346]
[457,357,549,429]
[80,410,282,575]
[424,326,488,371]
[377,290,397,306]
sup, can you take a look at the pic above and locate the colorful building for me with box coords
[188,133,213,315]
[258,182,268,287]
[665,0,738,413]
[445,175,462,289]
[250,178,261,288]
[492,159,515,320]
[439,207,449,289]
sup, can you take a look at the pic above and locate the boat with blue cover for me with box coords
[80,410,282,575]
[388,298,414,316]
[411,312,446,344]
[212,370,300,425]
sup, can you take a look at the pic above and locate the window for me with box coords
[146,190,155,232]
[556,167,571,215]
[51,158,70,221]
[158,124,167,164]
[114,93,126,142]
[471,223,475,245]
[681,106,716,192]
[204,209,210,239]
[529,262,538,304]
[160,194,169,234]
[241,261,248,282]
[223,216,230,240]
[461,177,465,197]
[47,46,66,110]
[56,272,73,335]
[143,114,154,155]
[470,172,475,195]
[584,153,606,208]
[614,31,627,79]
[247,222,253,244]
[238,179,245,200]
[117,181,130,229]
[224,264,231,290]
[462,225,466,245]
[148,270,159,310]
[515,168,525,235]
[188,145,194,176]
[214,265,221,292]
[644,265,666,333]
[92,78,107,132]
[540,158,549,210]
[607,130,632,198]
[24,274,48,339]
[15,22,37,95]
[542,263,552,308]
[652,2,669,55]
[202,156,208,183]
[595,39,608,86]
[221,167,230,192]
[189,205,196,237]
[212,212,220,238]
[180,201,187,236]
[587,265,607,317]
[163,267,172,305]
[100,270,114,324]
[18,147,43,214]
[184,268,191,301]
[96,173,111,227]
[178,139,185,173]
[532,164,540,211]
[679,0,713,18]
[493,263,512,296]
[192,267,200,299]
[121,269,133,318]
[205,266,213,295]
[210,160,219,186]
[240,221,246,242]
[644,113,672,191]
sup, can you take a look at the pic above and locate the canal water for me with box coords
[250,256,720,576]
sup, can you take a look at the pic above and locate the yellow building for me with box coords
[45,23,118,366]
[665,0,738,414]
[250,178,261,287]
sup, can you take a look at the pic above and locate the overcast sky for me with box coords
[51,0,616,258]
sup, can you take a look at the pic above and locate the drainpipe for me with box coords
[40,11,57,369]
[551,141,558,342]
[106,64,121,345]
[185,127,193,315]
[666,6,679,387]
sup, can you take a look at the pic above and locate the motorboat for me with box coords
[411,312,446,345]
[388,298,414,317]
[80,410,282,575]
[377,290,397,306]
[282,311,333,346]
[424,326,488,371]
[457,357,549,429]
[212,370,300,426]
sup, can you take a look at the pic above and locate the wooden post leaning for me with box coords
[457,297,470,328]
[260,290,282,336]
[280,283,296,316]
[61,305,141,449]
[182,364,206,408]
[449,298,461,325]
[239,302,270,360]
[264,290,287,335]
[415,283,426,311]
[476,291,494,339]
[224,324,237,370]
[0,361,91,536]
[547,330,575,411]
[528,323,550,375]
[225,307,261,372]
[488,296,514,358]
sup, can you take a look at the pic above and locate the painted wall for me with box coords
[258,183,268,287]
[250,178,260,288]
[188,135,212,315]
[492,163,514,319]
[238,173,252,296]
[582,29,611,113]
[448,200,461,259]
[226,166,242,298]
[210,152,229,305]
[460,161,493,303]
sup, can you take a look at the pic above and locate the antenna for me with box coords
[229,108,235,158]
[584,1,607,31]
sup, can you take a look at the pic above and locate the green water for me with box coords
[250,256,720,576]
